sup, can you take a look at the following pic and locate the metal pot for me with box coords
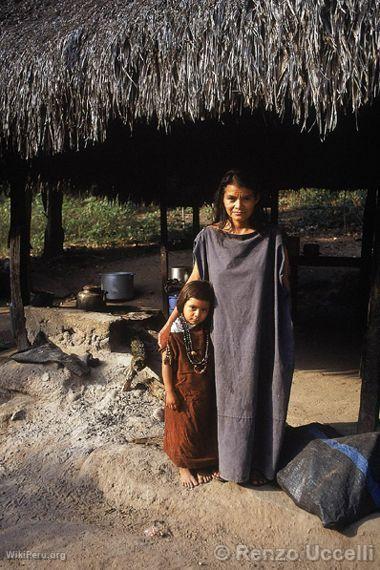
[169,266,192,283]
[100,272,135,301]
[76,285,106,312]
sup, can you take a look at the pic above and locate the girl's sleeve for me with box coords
[162,333,179,366]
[193,228,209,280]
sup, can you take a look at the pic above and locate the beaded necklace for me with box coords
[179,314,209,375]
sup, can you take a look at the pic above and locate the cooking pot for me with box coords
[101,272,134,301]
[169,266,192,283]
[76,285,106,312]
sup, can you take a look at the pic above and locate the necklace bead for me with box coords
[179,315,209,374]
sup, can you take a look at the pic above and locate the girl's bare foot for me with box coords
[196,470,213,484]
[250,469,268,486]
[179,468,199,489]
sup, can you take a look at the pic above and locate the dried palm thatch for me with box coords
[0,0,379,159]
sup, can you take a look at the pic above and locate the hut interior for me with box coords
[0,0,379,431]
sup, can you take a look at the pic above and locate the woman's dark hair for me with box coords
[176,280,214,328]
[213,169,267,231]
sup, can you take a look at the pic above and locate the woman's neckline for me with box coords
[208,224,258,238]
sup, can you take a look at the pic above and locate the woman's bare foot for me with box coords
[250,469,268,486]
[211,469,228,482]
[179,468,199,489]
[196,470,213,484]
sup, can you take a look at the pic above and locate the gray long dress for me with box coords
[193,224,294,482]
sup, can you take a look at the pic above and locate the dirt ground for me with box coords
[0,230,379,568]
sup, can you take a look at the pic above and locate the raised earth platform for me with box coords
[24,306,164,354]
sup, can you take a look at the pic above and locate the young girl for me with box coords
[162,280,218,489]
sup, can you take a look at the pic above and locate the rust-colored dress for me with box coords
[163,326,218,469]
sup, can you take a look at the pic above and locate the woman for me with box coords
[158,169,294,485]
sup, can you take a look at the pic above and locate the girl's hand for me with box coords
[165,390,181,411]
[158,323,171,350]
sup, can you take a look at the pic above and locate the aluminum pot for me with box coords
[169,266,192,283]
[100,272,135,301]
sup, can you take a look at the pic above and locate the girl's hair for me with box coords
[176,280,214,328]
[213,169,267,231]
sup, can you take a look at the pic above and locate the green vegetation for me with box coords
[0,189,366,257]
[0,195,212,257]
[279,189,366,231]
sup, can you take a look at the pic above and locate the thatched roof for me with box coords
[1,0,379,160]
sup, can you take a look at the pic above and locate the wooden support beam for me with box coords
[9,234,29,351]
[270,190,279,224]
[9,175,31,305]
[160,199,169,318]
[42,180,65,258]
[358,188,380,433]
[359,188,377,331]
[192,203,200,239]
[9,174,30,351]
[285,235,300,322]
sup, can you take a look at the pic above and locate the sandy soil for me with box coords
[0,232,379,568]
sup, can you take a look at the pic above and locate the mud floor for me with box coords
[0,237,379,569]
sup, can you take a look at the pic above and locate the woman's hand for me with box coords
[165,390,181,411]
[158,323,171,350]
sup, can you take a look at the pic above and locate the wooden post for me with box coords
[42,180,65,258]
[285,235,300,322]
[270,190,279,224]
[359,188,376,332]
[160,199,169,317]
[357,188,380,433]
[9,174,30,351]
[9,174,31,306]
[192,203,200,240]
